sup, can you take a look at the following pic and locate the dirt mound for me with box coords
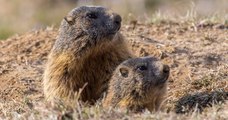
[0,22,227,115]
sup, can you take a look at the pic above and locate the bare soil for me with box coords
[0,21,227,119]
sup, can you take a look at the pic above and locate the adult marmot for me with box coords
[43,6,133,104]
[103,56,170,112]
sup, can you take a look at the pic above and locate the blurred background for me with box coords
[0,0,227,39]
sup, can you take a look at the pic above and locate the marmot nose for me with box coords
[162,65,170,74]
[112,14,122,30]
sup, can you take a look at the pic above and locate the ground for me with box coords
[0,21,227,119]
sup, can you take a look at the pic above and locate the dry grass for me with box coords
[0,0,228,39]
[1,101,228,120]
[0,20,227,119]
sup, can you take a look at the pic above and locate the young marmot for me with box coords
[43,6,133,104]
[103,56,170,112]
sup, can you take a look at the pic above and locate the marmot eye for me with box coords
[137,65,147,71]
[86,13,98,19]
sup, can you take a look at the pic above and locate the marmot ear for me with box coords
[119,67,129,78]
[64,16,75,25]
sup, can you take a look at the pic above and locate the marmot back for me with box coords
[103,56,170,112]
[43,6,133,104]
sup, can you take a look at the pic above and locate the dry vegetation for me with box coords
[0,0,227,39]
[0,0,228,119]
[0,18,227,119]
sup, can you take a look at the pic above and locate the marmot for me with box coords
[43,6,133,104]
[103,56,170,112]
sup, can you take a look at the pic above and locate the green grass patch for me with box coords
[0,28,15,40]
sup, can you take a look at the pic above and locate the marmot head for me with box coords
[61,6,122,44]
[110,56,170,103]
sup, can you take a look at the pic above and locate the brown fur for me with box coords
[43,6,133,104]
[103,56,169,112]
